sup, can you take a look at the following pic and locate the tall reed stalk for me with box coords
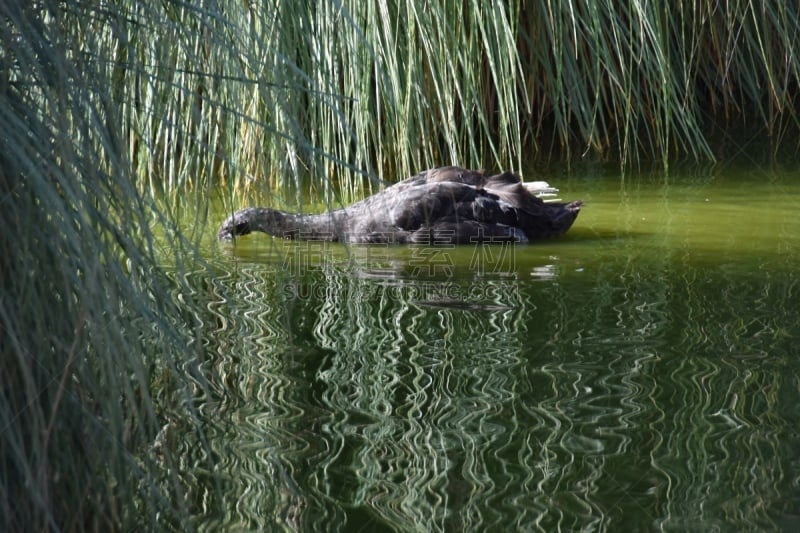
[102,0,800,197]
[2,0,800,529]
[31,0,796,199]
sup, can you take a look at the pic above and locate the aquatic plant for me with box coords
[69,0,800,196]
[1,2,216,529]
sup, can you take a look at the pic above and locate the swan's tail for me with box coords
[548,200,583,237]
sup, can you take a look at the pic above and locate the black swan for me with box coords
[217,166,582,244]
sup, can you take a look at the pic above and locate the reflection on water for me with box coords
[170,171,800,531]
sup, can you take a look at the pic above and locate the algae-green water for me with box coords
[175,165,800,531]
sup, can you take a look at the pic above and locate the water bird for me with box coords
[217,166,582,244]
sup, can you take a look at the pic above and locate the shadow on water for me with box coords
[168,170,800,531]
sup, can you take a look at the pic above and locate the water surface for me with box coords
[174,165,800,531]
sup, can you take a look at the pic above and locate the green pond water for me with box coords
[178,165,800,531]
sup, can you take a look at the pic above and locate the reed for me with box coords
[27,0,796,199]
[90,0,800,195]
[1,2,216,529]
[2,0,800,529]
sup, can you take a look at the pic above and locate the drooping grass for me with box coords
[1,3,217,530]
[3,1,800,530]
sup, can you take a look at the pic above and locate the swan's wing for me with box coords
[521,181,561,201]
[387,181,478,230]
[422,166,486,186]
[483,172,562,202]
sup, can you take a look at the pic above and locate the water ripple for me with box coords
[166,236,800,531]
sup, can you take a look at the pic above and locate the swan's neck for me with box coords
[219,207,343,241]
[256,209,342,240]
